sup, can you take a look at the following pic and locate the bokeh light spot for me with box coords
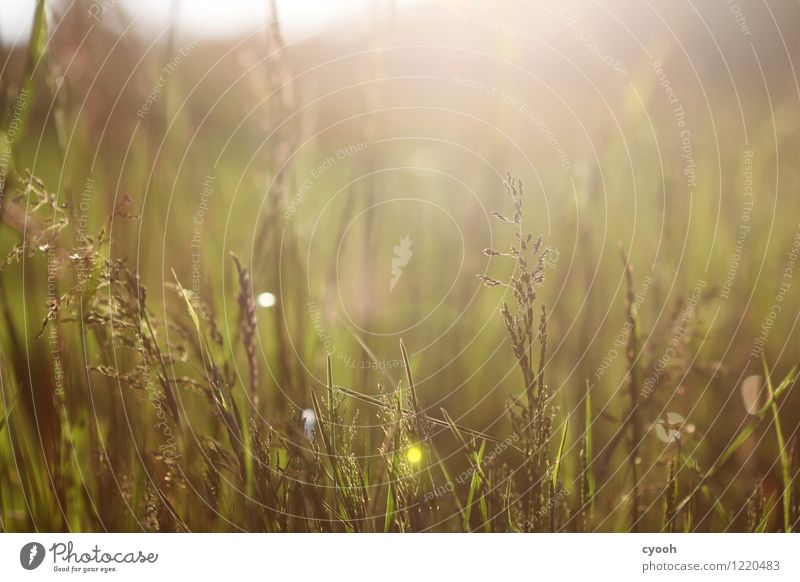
[257,292,277,308]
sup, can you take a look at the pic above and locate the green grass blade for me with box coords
[585,381,595,505]
[479,493,490,533]
[384,485,395,533]
[553,413,569,492]
[701,484,730,527]
[27,1,49,76]
[433,452,466,519]
[463,440,486,532]
[760,365,799,412]
[505,478,519,532]
[709,423,756,478]
[362,426,371,504]
[333,384,522,452]
[309,388,353,528]
[0,398,16,435]
[763,358,792,532]
[703,365,797,481]
[326,355,337,506]
[400,339,426,441]
[755,493,777,533]
[440,407,471,451]
[3,0,47,153]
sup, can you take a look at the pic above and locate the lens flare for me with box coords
[257,292,276,308]
[406,446,422,464]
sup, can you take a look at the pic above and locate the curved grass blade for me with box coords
[675,365,798,518]
[400,339,426,441]
[333,384,522,452]
[763,358,791,532]
[585,381,595,506]
[463,439,487,532]
[2,0,47,158]
[552,413,569,493]
[384,485,395,533]
[0,397,16,435]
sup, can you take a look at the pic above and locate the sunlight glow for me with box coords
[257,292,277,308]
[0,0,424,45]
[406,446,422,464]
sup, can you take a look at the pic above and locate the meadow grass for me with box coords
[1,0,799,533]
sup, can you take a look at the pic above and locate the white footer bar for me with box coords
[1,533,797,581]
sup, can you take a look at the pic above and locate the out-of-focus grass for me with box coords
[1,0,799,532]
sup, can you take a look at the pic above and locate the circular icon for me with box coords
[654,412,685,443]
[20,542,46,570]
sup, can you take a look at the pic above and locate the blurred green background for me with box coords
[1,0,799,531]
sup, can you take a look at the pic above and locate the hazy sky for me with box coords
[0,0,413,46]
